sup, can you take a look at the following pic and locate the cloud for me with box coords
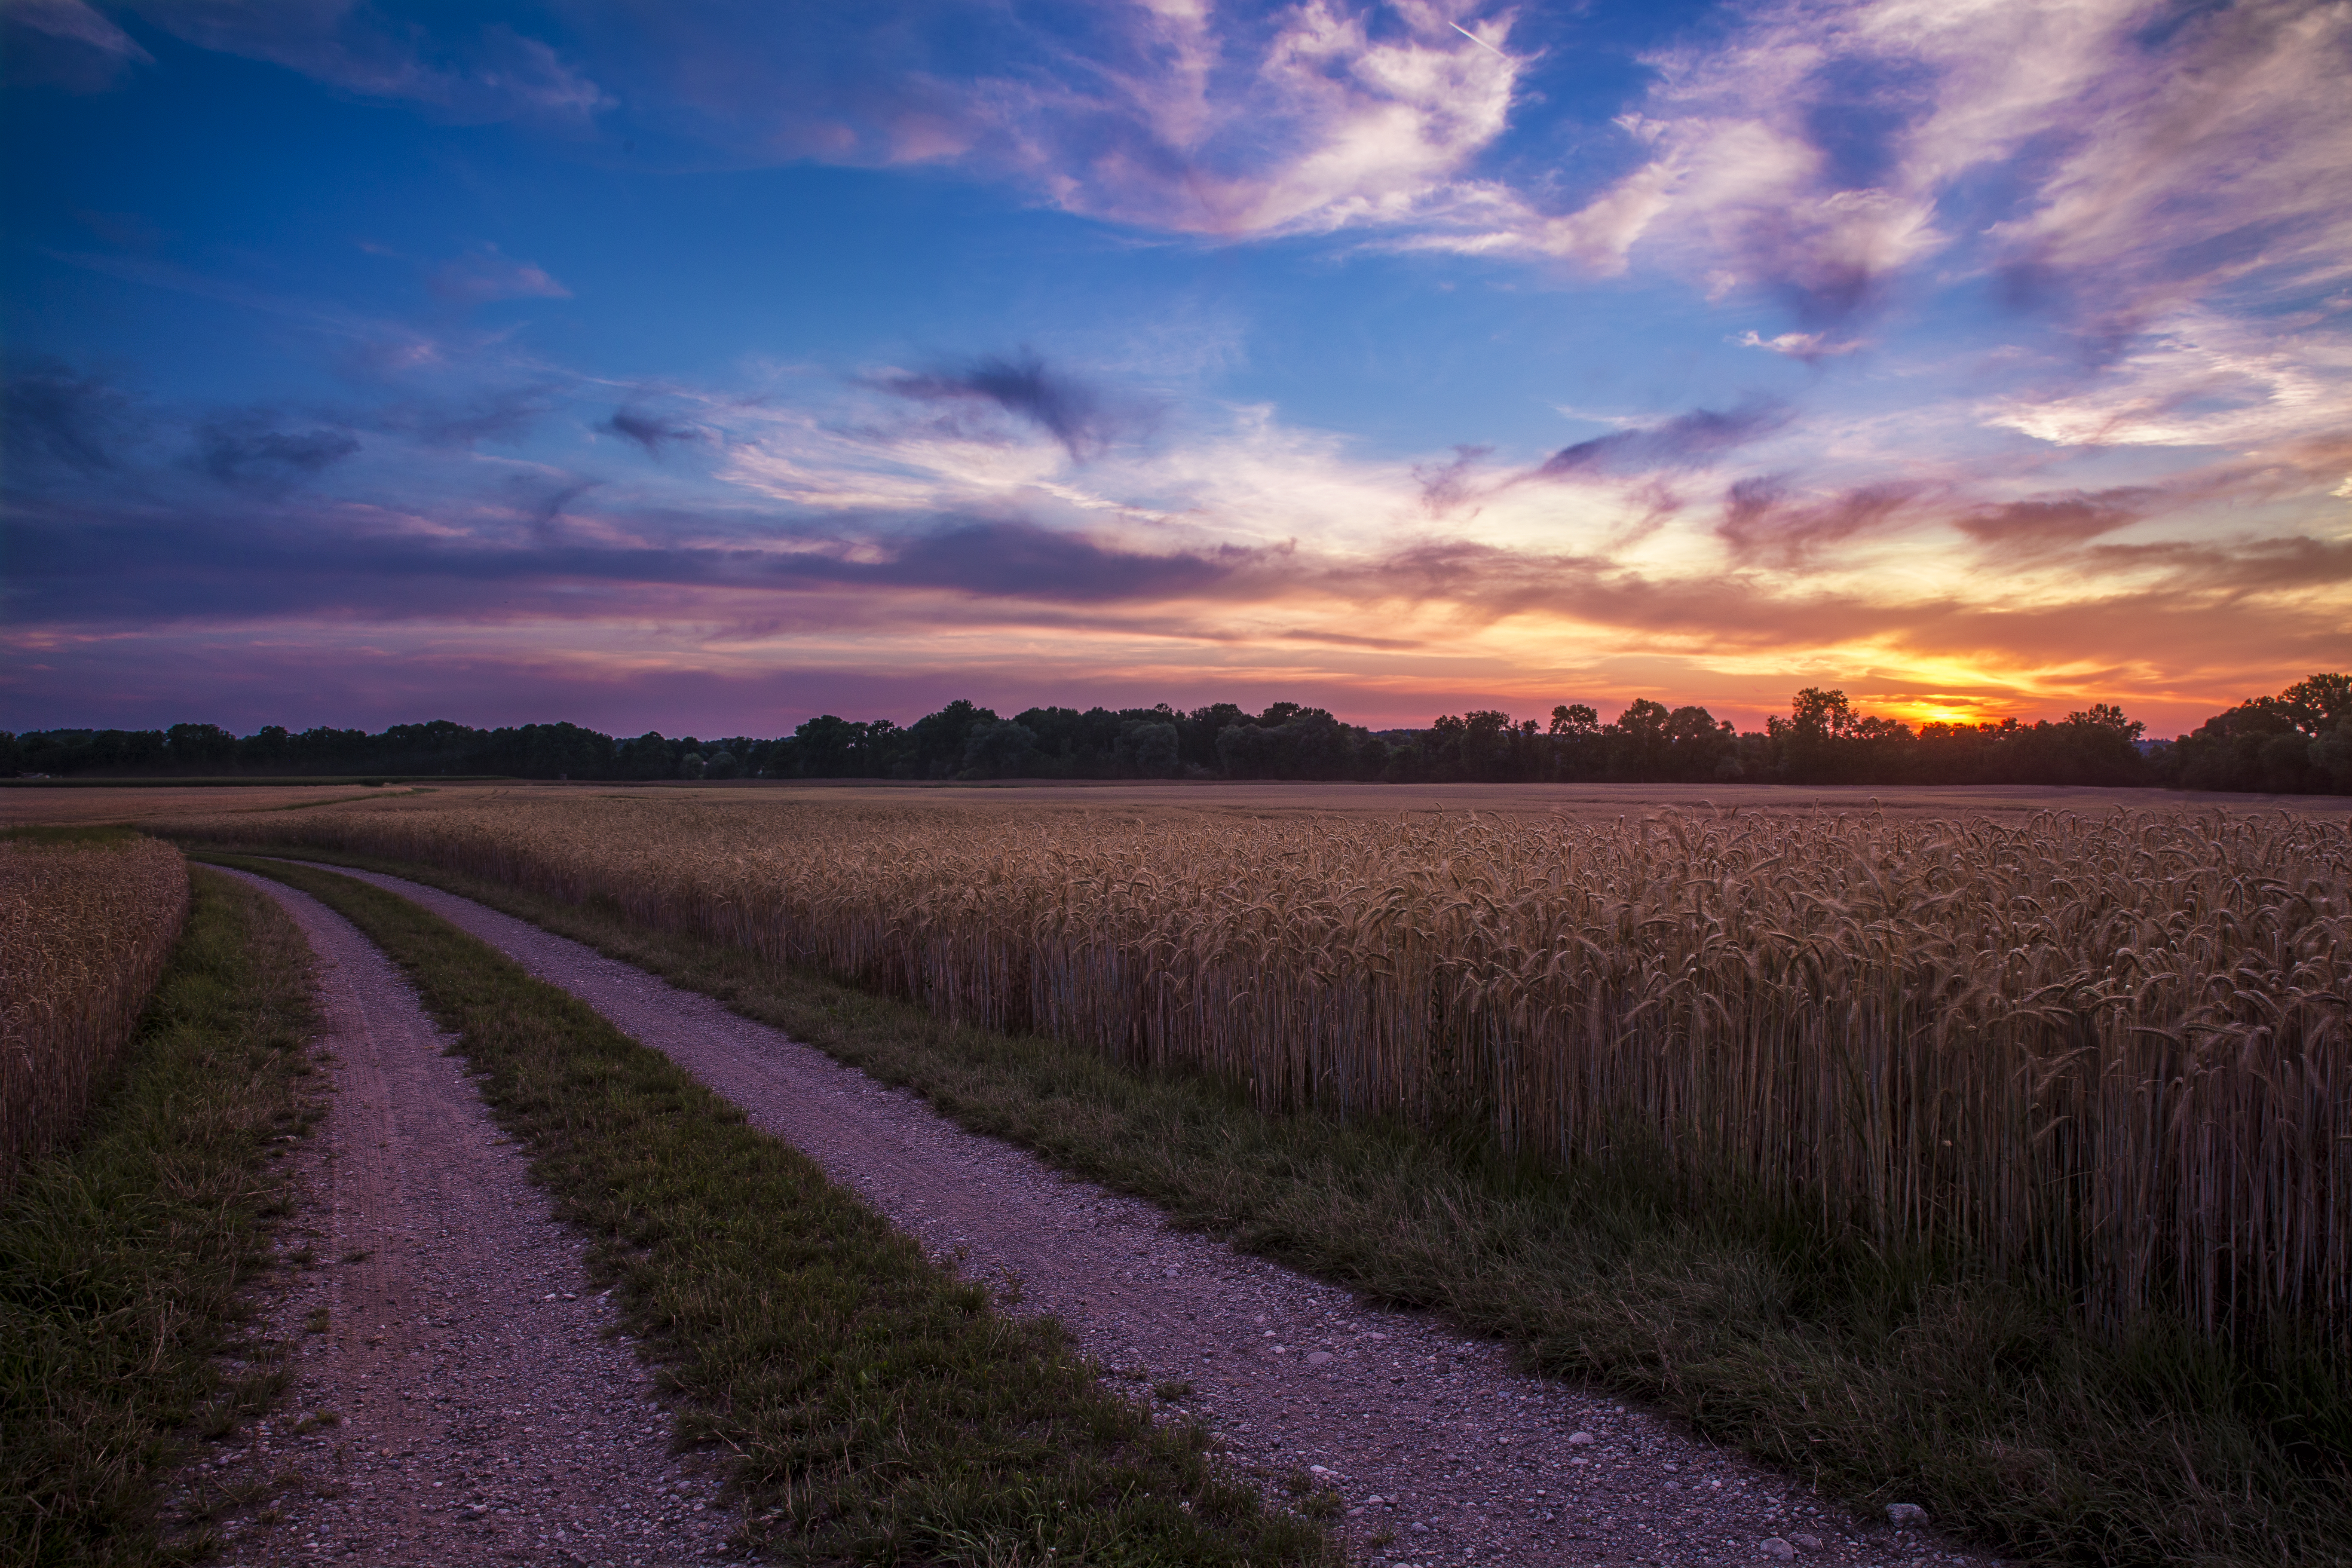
[1,359,142,475]
[770,519,1254,601]
[122,6,606,122]
[571,0,1527,241]
[1982,309,2352,450]
[873,350,1130,461]
[1715,476,1919,565]
[192,415,360,489]
[1735,328,1864,362]
[1536,398,1791,478]
[603,408,702,456]
[368,386,563,448]
[428,247,572,304]
[1957,489,2149,549]
[1414,444,1492,516]
[1983,0,2352,333]
[7,0,153,61]
[1406,0,2351,352]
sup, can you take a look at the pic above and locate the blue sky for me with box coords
[5,0,2347,738]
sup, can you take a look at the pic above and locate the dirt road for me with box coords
[308,862,1988,1568]
[202,868,737,1567]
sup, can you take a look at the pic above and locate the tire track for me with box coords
[201,868,737,1568]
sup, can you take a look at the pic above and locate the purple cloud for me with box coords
[428,247,572,304]
[1536,399,1790,479]
[122,6,605,122]
[191,415,359,490]
[2,358,144,476]
[603,407,701,456]
[874,350,1130,461]
[1716,477,1918,565]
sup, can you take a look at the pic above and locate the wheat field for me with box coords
[1,835,191,1180]
[183,794,2349,1344]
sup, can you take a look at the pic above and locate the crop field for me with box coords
[1,833,191,1178]
[178,790,2349,1350]
[0,781,408,829]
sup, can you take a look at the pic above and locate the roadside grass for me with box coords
[197,852,1333,1568]
[1,868,321,1566]
[182,842,2352,1568]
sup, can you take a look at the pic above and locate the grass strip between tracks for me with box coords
[2,866,322,1567]
[183,841,2352,1568]
[198,852,1335,1568]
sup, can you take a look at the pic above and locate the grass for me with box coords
[199,851,1333,1568]
[190,840,2352,1568]
[0,867,322,1566]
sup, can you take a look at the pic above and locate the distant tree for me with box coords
[703,749,738,779]
[1112,720,1180,778]
[910,699,999,779]
[164,723,239,773]
[677,751,706,779]
[1607,700,1672,780]
[2168,674,2350,794]
[1179,704,1249,770]
[962,719,1037,779]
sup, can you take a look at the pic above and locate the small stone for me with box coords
[1788,1534,1822,1552]
[1568,1431,1595,1445]
[1306,1351,1334,1366]
[1409,1522,1430,1534]
[1886,1503,1929,1527]
[1759,1540,1796,1561]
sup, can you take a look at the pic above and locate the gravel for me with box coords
[283,863,2003,1568]
[196,869,737,1567]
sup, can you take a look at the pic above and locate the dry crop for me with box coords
[1,835,191,1179]
[185,796,2349,1345]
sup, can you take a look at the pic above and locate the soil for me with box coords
[193,868,740,1567]
[302,863,2002,1568]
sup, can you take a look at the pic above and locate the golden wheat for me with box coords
[185,796,2349,1342]
[0,836,191,1181]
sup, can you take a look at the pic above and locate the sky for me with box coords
[3,0,2348,740]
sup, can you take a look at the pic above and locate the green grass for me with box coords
[1,867,323,1567]
[182,841,2352,1568]
[199,852,1332,1568]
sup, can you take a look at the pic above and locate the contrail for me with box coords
[1448,19,1508,57]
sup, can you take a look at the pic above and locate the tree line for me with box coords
[5,674,2347,794]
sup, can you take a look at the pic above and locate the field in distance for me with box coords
[0,782,408,828]
[8,775,2347,830]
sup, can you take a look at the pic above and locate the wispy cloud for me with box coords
[871,349,1136,462]
[190,414,360,490]
[573,0,1528,240]
[602,407,704,457]
[120,5,606,122]
[9,0,153,62]
[428,246,572,305]
[1406,0,2352,342]
[1,358,144,476]
[1535,398,1792,479]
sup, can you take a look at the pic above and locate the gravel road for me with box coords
[295,863,1996,1568]
[198,869,739,1567]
